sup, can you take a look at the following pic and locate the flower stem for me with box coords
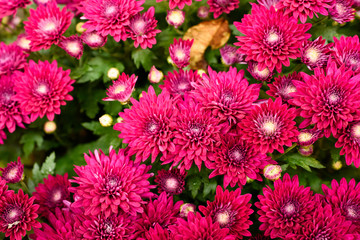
[274,143,297,160]
[20,180,30,195]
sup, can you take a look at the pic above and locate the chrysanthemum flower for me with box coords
[0,157,24,184]
[144,224,171,240]
[156,0,200,9]
[166,9,185,28]
[133,192,183,238]
[69,148,155,217]
[322,178,360,234]
[169,212,236,240]
[169,38,193,69]
[255,173,317,238]
[234,4,312,72]
[81,31,108,48]
[263,164,282,181]
[192,66,261,125]
[238,98,298,154]
[206,134,276,188]
[164,97,222,171]
[33,174,71,217]
[197,6,210,18]
[155,169,187,195]
[15,33,32,52]
[329,0,355,24]
[103,72,138,102]
[13,60,75,122]
[247,61,274,82]
[207,0,240,18]
[297,129,322,146]
[0,42,28,76]
[290,60,360,138]
[114,86,176,163]
[301,36,333,70]
[148,66,164,83]
[220,45,246,65]
[0,0,31,18]
[199,186,253,239]
[81,0,144,42]
[24,1,73,51]
[335,121,360,167]
[257,0,280,9]
[0,189,41,240]
[126,7,161,49]
[58,35,84,59]
[332,35,360,74]
[0,75,30,133]
[179,203,196,218]
[266,72,301,103]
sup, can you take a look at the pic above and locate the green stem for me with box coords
[274,143,297,160]
[20,180,30,195]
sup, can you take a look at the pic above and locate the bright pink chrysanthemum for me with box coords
[255,173,317,239]
[234,4,312,72]
[166,9,185,28]
[207,0,240,18]
[81,31,108,48]
[247,61,274,82]
[156,0,201,9]
[276,0,332,23]
[69,148,155,217]
[58,35,84,59]
[266,72,301,103]
[15,33,32,52]
[0,189,41,240]
[133,192,183,239]
[335,121,360,167]
[332,35,360,74]
[220,45,246,65]
[33,174,71,217]
[103,72,138,102]
[301,36,333,70]
[13,60,75,122]
[257,0,280,8]
[205,134,276,188]
[237,98,298,154]
[329,0,355,24]
[0,42,28,76]
[0,75,30,133]
[24,1,73,51]
[169,38,193,69]
[297,128,322,146]
[164,97,222,171]
[114,86,176,163]
[144,224,171,240]
[169,212,236,240]
[191,66,261,125]
[199,186,253,239]
[155,169,187,195]
[126,7,161,49]
[30,208,75,240]
[322,178,360,235]
[81,0,144,42]
[290,60,360,138]
[0,157,24,184]
[0,0,31,18]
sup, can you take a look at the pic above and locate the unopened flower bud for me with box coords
[117,117,124,123]
[148,66,164,83]
[246,176,254,183]
[332,161,342,170]
[263,164,282,181]
[298,129,322,146]
[180,203,196,218]
[299,145,313,156]
[99,114,113,127]
[139,93,143,99]
[76,22,87,33]
[197,69,206,77]
[166,9,185,28]
[167,56,174,66]
[44,121,57,134]
[107,68,120,80]
[197,6,209,19]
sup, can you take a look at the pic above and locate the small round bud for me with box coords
[139,93,143,99]
[117,117,124,123]
[167,55,174,66]
[76,22,87,33]
[332,161,342,170]
[246,176,254,183]
[99,114,113,127]
[148,66,164,83]
[298,145,313,157]
[179,203,196,218]
[107,68,120,80]
[263,164,282,181]
[44,121,57,134]
[166,9,185,28]
[197,6,209,19]
[197,69,206,77]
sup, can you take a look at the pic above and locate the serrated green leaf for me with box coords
[286,153,325,172]
[188,176,202,198]
[32,163,42,185]
[20,132,44,156]
[203,179,217,197]
[131,49,157,71]
[41,152,56,176]
[82,121,111,135]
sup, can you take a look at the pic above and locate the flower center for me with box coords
[114,85,125,94]
[132,18,147,35]
[216,211,230,226]
[281,200,299,219]
[267,32,279,43]
[104,4,118,18]
[228,145,245,162]
[2,205,23,227]
[345,52,360,71]
[36,83,49,95]
[189,123,203,137]
[298,132,312,143]
[104,175,120,194]
[52,190,62,202]
[328,92,340,103]
[177,81,190,91]
[335,3,346,15]
[38,18,58,33]
[175,49,186,61]
[262,121,277,136]
[344,204,360,221]
[87,33,102,45]
[66,42,81,55]
[145,119,161,134]
[305,47,320,63]
[165,177,179,191]
[0,91,13,105]
[264,29,282,48]
[254,65,270,78]
[6,167,18,181]
[350,123,360,139]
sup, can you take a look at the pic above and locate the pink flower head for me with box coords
[0,75,30,133]
[247,61,274,82]
[199,186,253,239]
[24,1,73,51]
[103,72,138,102]
[81,31,108,48]
[156,0,200,9]
[301,36,333,70]
[238,98,299,154]
[126,7,161,49]
[335,121,360,167]
[220,45,246,65]
[13,60,75,122]
[33,174,71,217]
[0,42,28,76]
[179,203,196,218]
[155,169,187,195]
[329,0,355,24]
[0,0,31,18]
[332,35,360,74]
[0,189,41,240]
[169,38,193,69]
[207,0,240,18]
[263,164,282,180]
[266,72,301,103]
[191,66,261,125]
[297,128,322,146]
[206,134,276,188]
[0,157,24,183]
[15,33,32,52]
[114,86,176,163]
[235,4,312,72]
[169,212,236,240]
[58,35,84,59]
[322,178,360,234]
[133,192,183,239]
[148,65,164,83]
[197,6,210,18]
[255,173,317,239]
[257,0,280,9]
[290,59,360,138]
[166,9,185,28]
[81,0,144,42]
[69,148,155,217]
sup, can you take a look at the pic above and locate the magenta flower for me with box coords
[103,72,138,102]
[58,35,84,59]
[220,45,246,65]
[301,36,333,70]
[166,9,185,28]
[329,0,355,24]
[207,0,240,18]
[266,72,301,103]
[81,31,108,48]
[0,42,28,76]
[235,4,311,72]
[155,169,187,195]
[156,0,200,9]
[144,224,171,240]
[247,61,274,82]
[0,157,24,183]
[332,35,360,74]
[0,0,31,18]
[335,121,360,167]
[297,129,322,146]
[257,0,280,8]
[169,38,193,69]
[13,60,75,122]
[81,0,144,42]
[24,1,73,51]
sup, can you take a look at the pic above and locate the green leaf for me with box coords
[285,153,325,172]
[188,176,202,198]
[82,121,110,135]
[41,152,56,176]
[32,163,42,185]
[203,179,217,197]
[131,49,157,71]
[20,132,44,156]
[330,148,341,162]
